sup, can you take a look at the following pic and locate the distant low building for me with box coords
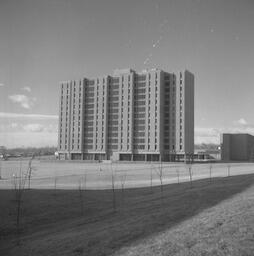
[221,133,254,162]
[194,149,221,161]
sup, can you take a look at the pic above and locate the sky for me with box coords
[0,0,254,148]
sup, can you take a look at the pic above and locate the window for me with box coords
[134,95,146,100]
[112,77,119,83]
[88,80,95,85]
[136,74,146,81]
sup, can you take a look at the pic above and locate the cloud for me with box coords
[11,123,18,128]
[234,118,248,126]
[0,83,4,87]
[0,122,58,147]
[195,127,220,144]
[0,132,57,148]
[195,127,219,138]
[0,113,58,148]
[22,86,31,92]
[0,112,58,120]
[8,94,36,109]
[143,34,163,65]
[152,37,162,48]
[23,123,58,133]
[0,120,58,134]
[228,126,254,135]
[23,123,44,132]
[144,58,150,65]
[195,120,254,144]
[45,124,58,133]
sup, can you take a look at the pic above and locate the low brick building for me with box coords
[221,133,254,162]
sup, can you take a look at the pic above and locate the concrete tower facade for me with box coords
[58,68,194,161]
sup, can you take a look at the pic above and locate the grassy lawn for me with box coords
[0,174,254,256]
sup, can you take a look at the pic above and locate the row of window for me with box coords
[61,143,179,152]
[133,145,158,150]
[164,145,175,150]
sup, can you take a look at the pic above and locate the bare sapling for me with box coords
[209,164,212,182]
[0,160,2,179]
[111,164,116,211]
[78,179,84,215]
[187,163,193,187]
[176,168,180,184]
[27,155,35,189]
[82,172,87,214]
[12,159,29,245]
[83,172,87,190]
[150,165,153,192]
[120,173,127,209]
[54,176,57,195]
[155,161,164,202]
[227,164,231,177]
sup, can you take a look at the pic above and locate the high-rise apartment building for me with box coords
[58,68,194,161]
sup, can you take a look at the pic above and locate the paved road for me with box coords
[0,160,254,189]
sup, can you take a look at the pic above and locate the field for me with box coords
[0,174,254,255]
[1,159,254,189]
[0,160,254,255]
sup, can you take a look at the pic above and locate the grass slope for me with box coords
[115,180,254,256]
[0,174,254,256]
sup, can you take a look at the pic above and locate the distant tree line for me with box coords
[195,143,219,151]
[0,146,57,157]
